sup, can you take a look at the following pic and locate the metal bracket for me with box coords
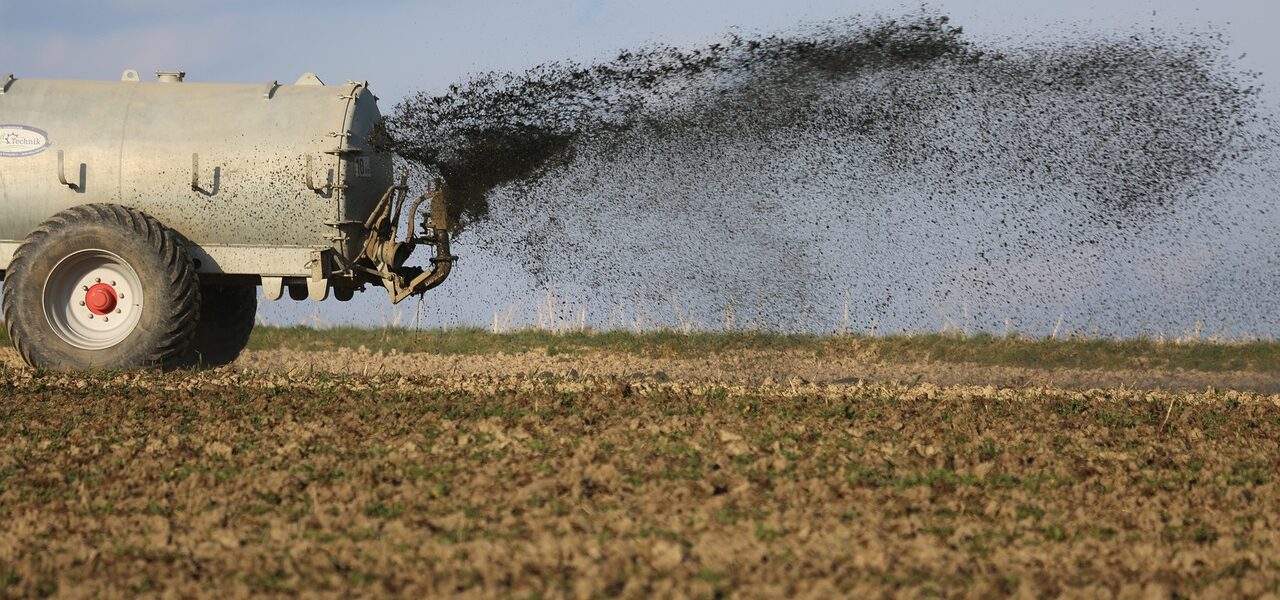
[307,278,330,301]
[324,219,362,244]
[337,82,365,100]
[309,249,331,282]
[304,155,331,193]
[0,74,14,95]
[308,249,331,301]
[323,147,363,156]
[262,277,284,301]
[57,150,79,190]
[263,80,280,100]
[190,153,201,191]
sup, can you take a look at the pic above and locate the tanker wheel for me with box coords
[1,204,201,371]
[179,284,257,367]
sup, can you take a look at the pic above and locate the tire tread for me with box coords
[2,203,201,369]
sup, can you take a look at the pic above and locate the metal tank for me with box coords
[0,69,455,371]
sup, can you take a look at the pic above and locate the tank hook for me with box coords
[57,150,80,191]
[191,153,217,194]
[191,153,201,192]
[305,155,331,193]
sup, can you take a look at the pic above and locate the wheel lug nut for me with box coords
[79,301,86,306]
[88,314,94,319]
[82,286,89,291]
[116,309,122,314]
[103,317,109,322]
[110,281,116,286]
[95,278,101,283]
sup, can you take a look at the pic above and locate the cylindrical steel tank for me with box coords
[0,70,393,277]
[0,69,454,372]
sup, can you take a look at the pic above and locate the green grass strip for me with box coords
[246,326,1280,374]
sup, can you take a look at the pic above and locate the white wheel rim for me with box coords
[42,249,145,351]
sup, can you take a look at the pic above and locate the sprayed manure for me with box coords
[381,15,1277,336]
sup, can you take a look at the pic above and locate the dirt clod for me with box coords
[0,355,1276,597]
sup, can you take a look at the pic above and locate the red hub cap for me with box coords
[85,283,118,316]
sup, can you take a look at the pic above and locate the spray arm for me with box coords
[358,175,457,304]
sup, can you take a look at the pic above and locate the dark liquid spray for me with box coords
[379,14,1277,336]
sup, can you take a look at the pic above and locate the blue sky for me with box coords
[5,1,1278,103]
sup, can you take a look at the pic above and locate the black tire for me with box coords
[1,204,201,371]
[180,284,257,367]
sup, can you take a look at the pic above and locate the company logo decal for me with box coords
[0,125,50,157]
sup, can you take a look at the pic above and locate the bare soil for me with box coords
[0,349,1277,598]
[230,347,1280,394]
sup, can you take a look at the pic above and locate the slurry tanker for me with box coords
[0,70,454,370]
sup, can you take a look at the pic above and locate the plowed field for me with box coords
[0,335,1278,598]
